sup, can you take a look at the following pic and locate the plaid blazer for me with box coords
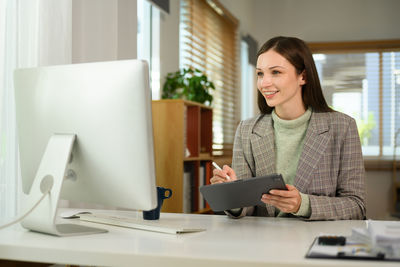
[231,111,366,220]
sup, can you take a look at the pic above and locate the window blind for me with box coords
[180,0,238,153]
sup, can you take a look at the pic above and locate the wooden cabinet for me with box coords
[152,99,212,213]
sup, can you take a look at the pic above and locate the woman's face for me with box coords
[256,49,306,117]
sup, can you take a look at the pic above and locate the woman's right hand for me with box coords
[210,165,237,184]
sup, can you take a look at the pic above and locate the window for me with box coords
[137,0,160,100]
[241,40,252,120]
[179,0,238,155]
[310,41,400,159]
[240,38,256,121]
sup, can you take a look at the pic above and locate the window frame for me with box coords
[308,39,400,171]
[240,39,257,121]
[137,0,161,100]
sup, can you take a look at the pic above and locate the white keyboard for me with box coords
[79,213,205,234]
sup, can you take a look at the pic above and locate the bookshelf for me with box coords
[152,99,213,213]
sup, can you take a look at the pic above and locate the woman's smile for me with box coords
[262,90,280,98]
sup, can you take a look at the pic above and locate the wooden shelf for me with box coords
[364,159,400,171]
[184,156,213,161]
[152,100,213,213]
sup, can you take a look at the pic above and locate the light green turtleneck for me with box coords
[272,108,312,217]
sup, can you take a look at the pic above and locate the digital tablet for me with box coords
[199,174,286,212]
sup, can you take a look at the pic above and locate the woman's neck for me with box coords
[274,104,306,120]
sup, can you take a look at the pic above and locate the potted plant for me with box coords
[161,68,215,106]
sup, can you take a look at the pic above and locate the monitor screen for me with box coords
[14,59,157,236]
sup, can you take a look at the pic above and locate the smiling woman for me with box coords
[256,37,332,116]
[210,36,366,221]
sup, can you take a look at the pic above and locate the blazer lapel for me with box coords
[250,115,276,215]
[250,115,276,176]
[294,112,330,193]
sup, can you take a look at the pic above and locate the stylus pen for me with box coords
[212,162,230,181]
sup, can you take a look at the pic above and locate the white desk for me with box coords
[0,209,397,267]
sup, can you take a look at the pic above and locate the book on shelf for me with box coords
[183,171,191,213]
[183,163,196,213]
[198,164,205,210]
[183,162,210,213]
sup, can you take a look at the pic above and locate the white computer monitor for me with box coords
[14,59,157,236]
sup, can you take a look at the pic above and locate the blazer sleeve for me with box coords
[307,118,366,220]
[225,120,255,219]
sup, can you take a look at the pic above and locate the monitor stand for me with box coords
[20,134,107,236]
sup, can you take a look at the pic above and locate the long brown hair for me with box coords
[257,36,333,114]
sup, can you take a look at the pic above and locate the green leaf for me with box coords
[161,68,215,105]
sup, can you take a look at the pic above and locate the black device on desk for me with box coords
[306,235,399,262]
[318,236,346,246]
[199,174,286,212]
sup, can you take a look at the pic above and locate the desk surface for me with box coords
[0,209,397,267]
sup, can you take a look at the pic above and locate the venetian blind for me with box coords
[180,0,238,152]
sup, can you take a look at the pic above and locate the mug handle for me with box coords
[163,188,172,199]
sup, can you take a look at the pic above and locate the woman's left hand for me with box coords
[261,184,301,213]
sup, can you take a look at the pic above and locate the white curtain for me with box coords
[0,0,18,223]
[0,0,71,222]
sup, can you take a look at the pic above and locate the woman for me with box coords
[211,36,366,220]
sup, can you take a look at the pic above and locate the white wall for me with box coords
[72,0,136,63]
[219,0,257,38]
[72,0,178,91]
[117,0,137,60]
[72,0,118,63]
[252,0,400,44]
[159,0,180,90]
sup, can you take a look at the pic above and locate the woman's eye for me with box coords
[272,70,280,75]
[256,72,263,77]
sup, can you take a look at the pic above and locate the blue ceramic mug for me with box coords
[143,186,172,220]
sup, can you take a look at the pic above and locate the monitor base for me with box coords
[20,134,107,236]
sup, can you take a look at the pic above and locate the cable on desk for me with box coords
[0,189,50,230]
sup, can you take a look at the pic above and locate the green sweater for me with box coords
[272,108,312,217]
